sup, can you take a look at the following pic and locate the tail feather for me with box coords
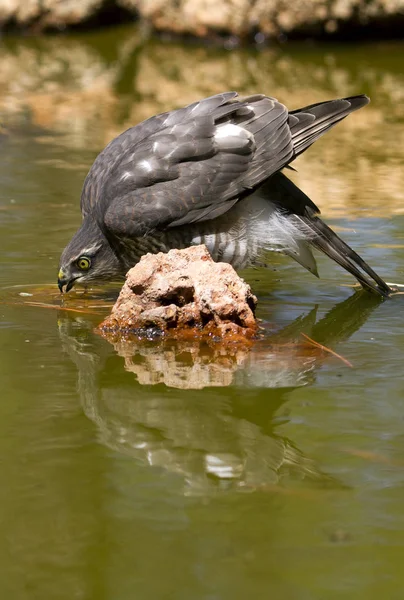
[283,239,319,277]
[289,95,369,159]
[298,212,391,297]
[265,172,391,297]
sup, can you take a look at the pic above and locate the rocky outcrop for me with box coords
[98,245,258,339]
[0,0,105,30]
[127,0,404,39]
[0,0,403,37]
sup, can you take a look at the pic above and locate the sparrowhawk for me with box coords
[58,92,390,296]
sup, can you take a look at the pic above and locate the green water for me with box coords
[1,27,404,599]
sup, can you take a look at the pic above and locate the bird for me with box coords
[58,91,391,297]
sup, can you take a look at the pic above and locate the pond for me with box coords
[1,26,404,599]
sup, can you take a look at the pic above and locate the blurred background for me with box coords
[1,2,404,599]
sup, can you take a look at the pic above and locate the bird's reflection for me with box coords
[58,292,381,495]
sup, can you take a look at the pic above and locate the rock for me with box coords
[123,0,404,39]
[98,245,258,339]
[0,0,402,38]
[0,0,105,30]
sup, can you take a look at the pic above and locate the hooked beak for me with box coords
[58,269,76,294]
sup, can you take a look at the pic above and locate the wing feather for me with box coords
[80,91,369,241]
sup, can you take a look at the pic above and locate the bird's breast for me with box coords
[118,194,296,271]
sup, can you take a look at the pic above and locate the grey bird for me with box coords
[58,92,391,296]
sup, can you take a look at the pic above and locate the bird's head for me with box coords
[58,218,121,293]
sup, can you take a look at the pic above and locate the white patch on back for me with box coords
[138,159,153,173]
[214,123,255,153]
[215,123,243,140]
[215,123,251,141]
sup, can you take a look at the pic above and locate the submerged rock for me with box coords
[99,245,258,339]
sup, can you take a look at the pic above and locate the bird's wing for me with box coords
[80,92,239,218]
[80,92,369,239]
[82,93,294,237]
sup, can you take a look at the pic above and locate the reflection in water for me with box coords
[58,292,380,495]
[98,291,381,390]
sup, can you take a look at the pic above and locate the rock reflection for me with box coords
[102,334,318,390]
[58,293,380,494]
[98,291,380,390]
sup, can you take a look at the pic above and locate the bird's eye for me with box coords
[76,256,91,270]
